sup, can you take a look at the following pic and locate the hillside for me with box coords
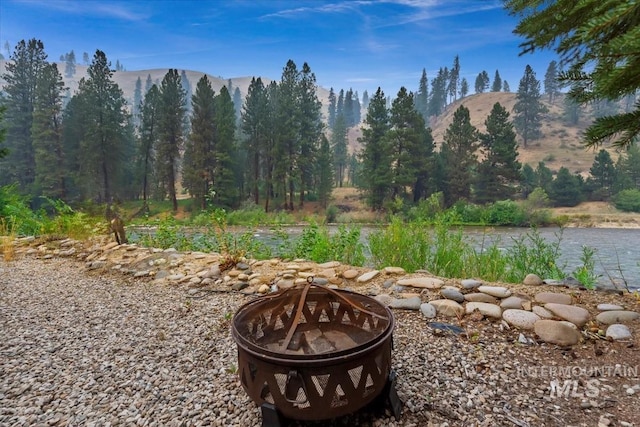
[0,60,613,175]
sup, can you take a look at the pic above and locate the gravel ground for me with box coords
[1,256,638,427]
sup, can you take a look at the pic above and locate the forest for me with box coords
[1,38,640,224]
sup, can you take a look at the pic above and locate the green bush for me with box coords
[486,200,526,226]
[613,189,640,212]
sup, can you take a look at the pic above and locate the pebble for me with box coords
[477,286,511,298]
[420,303,437,319]
[502,309,541,330]
[460,278,482,289]
[465,302,502,319]
[534,319,582,346]
[605,324,632,340]
[500,296,526,310]
[534,292,572,305]
[440,288,465,303]
[464,293,497,303]
[429,299,464,317]
[397,277,444,289]
[595,310,640,325]
[596,303,623,311]
[356,270,380,283]
[383,266,405,275]
[342,269,359,279]
[532,306,554,319]
[544,303,590,327]
[523,273,543,286]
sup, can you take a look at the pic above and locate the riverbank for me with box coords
[1,236,639,426]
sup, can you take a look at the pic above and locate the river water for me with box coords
[249,226,640,291]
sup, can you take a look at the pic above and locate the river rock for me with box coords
[523,273,543,286]
[318,261,341,269]
[397,277,444,289]
[420,303,437,319]
[502,309,541,330]
[374,294,393,306]
[595,310,640,325]
[605,324,632,340]
[535,292,572,305]
[597,303,624,311]
[389,296,422,310]
[461,279,482,290]
[383,266,406,275]
[429,299,464,317]
[342,269,359,279]
[532,306,554,319]
[440,288,465,303]
[500,296,527,310]
[466,302,502,319]
[544,303,590,327]
[478,286,511,298]
[464,293,497,303]
[357,270,380,283]
[534,320,582,346]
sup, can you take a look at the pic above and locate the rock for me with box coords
[389,296,422,310]
[373,294,393,306]
[236,262,250,270]
[544,303,590,327]
[356,270,380,283]
[311,277,329,286]
[500,296,526,310]
[231,282,248,291]
[440,288,465,303]
[535,292,572,305]
[383,266,405,275]
[595,310,640,325]
[605,324,632,340]
[342,269,359,279]
[461,279,482,290]
[429,299,464,317]
[382,279,394,289]
[596,303,623,311]
[464,293,498,303]
[257,284,270,294]
[317,269,336,278]
[397,277,444,289]
[420,303,437,319]
[532,306,554,319]
[428,322,464,335]
[523,273,543,286]
[466,302,502,319]
[534,320,582,346]
[502,309,541,330]
[276,279,295,290]
[318,261,341,269]
[477,286,511,298]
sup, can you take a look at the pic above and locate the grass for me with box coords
[0,218,17,262]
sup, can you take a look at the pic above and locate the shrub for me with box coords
[613,189,640,212]
[486,200,526,226]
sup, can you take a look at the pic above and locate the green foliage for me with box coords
[613,189,640,212]
[572,245,601,290]
[369,217,432,272]
[0,185,43,235]
[505,228,566,282]
[486,200,527,226]
[513,65,548,148]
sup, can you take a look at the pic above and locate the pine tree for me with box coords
[563,96,580,125]
[535,161,554,194]
[137,84,160,209]
[440,105,479,207]
[358,88,392,210]
[32,62,66,199]
[297,62,323,207]
[336,89,345,119]
[180,70,192,116]
[213,86,238,207]
[459,78,469,99]
[331,114,348,188]
[232,87,242,123]
[156,69,186,212]
[316,134,334,208]
[415,68,429,121]
[64,50,76,78]
[145,74,153,93]
[587,149,615,200]
[241,77,269,206]
[0,39,48,190]
[506,0,640,148]
[327,88,337,129]
[474,71,490,94]
[513,65,547,148]
[503,80,511,92]
[344,88,355,127]
[544,60,560,104]
[428,68,448,116]
[520,163,536,198]
[491,70,502,92]
[182,75,216,209]
[550,167,582,206]
[362,90,369,110]
[448,55,460,103]
[133,76,143,127]
[0,106,7,159]
[72,50,131,203]
[82,52,89,65]
[475,103,521,203]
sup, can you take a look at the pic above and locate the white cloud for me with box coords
[15,0,147,21]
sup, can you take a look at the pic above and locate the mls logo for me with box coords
[549,379,601,398]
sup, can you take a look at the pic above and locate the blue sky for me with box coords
[0,0,557,97]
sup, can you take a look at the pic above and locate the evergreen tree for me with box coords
[448,55,460,103]
[182,75,216,209]
[352,90,361,125]
[440,105,479,207]
[563,96,580,125]
[331,114,348,188]
[550,167,582,206]
[513,65,547,148]
[0,107,7,159]
[358,88,392,210]
[327,88,337,128]
[0,39,48,190]
[491,70,502,92]
[344,88,355,127]
[362,90,369,110]
[506,0,640,148]
[82,52,89,65]
[241,77,269,206]
[587,149,615,200]
[137,84,160,209]
[336,89,345,120]
[64,50,76,78]
[316,134,334,208]
[232,87,242,123]
[156,69,186,212]
[617,144,640,189]
[180,70,192,116]
[415,68,429,121]
[520,163,536,198]
[213,86,238,207]
[297,62,323,207]
[474,71,489,93]
[133,76,143,127]
[72,50,131,203]
[428,68,448,116]
[32,62,66,199]
[503,80,511,92]
[475,103,521,203]
[459,77,469,98]
[544,60,560,104]
[535,161,554,194]
[145,74,153,93]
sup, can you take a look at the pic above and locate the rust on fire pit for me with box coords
[231,278,397,424]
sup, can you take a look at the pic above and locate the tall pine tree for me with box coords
[513,65,547,148]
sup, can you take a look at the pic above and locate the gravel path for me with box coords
[1,257,638,427]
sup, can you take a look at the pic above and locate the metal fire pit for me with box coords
[231,279,399,425]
